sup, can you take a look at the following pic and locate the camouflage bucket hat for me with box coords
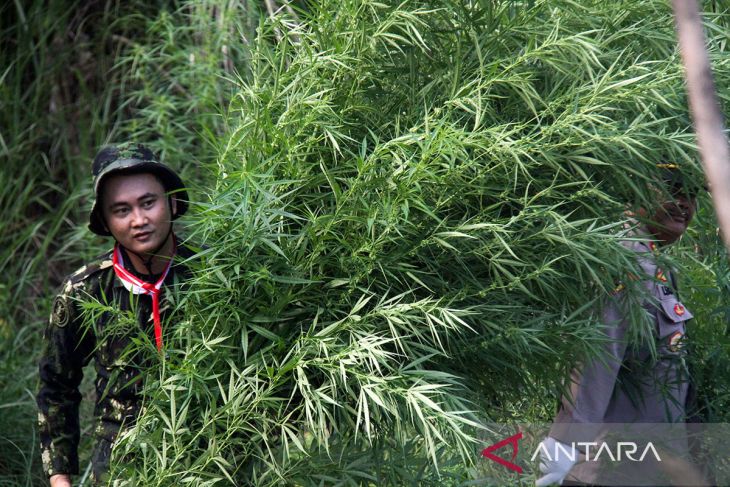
[88,142,188,236]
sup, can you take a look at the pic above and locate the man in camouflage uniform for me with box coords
[37,143,193,486]
[536,165,705,486]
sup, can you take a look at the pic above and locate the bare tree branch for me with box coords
[673,0,730,253]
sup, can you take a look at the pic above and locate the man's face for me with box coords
[101,172,176,255]
[645,193,697,245]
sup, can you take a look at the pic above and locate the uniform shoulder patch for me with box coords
[51,295,71,328]
[68,250,114,284]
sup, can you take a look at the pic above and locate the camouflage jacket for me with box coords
[37,241,194,478]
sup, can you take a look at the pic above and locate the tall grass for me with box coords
[1,1,120,483]
[119,0,257,167]
[0,0,236,484]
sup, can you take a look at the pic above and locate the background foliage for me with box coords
[2,0,729,485]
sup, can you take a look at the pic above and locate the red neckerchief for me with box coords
[112,240,175,351]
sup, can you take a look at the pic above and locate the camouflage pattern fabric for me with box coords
[37,241,194,483]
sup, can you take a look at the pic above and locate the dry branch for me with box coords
[673,0,730,253]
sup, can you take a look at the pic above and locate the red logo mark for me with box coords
[481,431,523,473]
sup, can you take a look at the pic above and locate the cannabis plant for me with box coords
[110,0,730,485]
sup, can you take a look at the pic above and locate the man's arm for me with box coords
[37,285,93,480]
[536,294,634,486]
[549,292,633,443]
[558,295,632,422]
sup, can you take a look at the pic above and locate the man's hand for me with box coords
[49,474,72,487]
[535,437,577,486]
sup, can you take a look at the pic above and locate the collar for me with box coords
[112,241,176,352]
[112,241,175,297]
[623,221,660,254]
[118,246,161,283]
[111,237,189,289]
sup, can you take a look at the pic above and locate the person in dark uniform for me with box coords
[37,143,193,486]
[536,165,704,486]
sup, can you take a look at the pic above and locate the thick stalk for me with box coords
[673,0,730,253]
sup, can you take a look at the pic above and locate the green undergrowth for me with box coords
[1,0,249,484]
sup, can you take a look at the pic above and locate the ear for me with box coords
[170,196,178,218]
[99,213,111,233]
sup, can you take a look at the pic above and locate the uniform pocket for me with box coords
[90,437,112,486]
[96,335,134,368]
[656,295,692,354]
